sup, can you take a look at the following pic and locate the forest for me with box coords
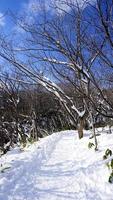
[0,0,113,153]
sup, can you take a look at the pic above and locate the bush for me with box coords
[103,149,113,183]
[88,142,94,149]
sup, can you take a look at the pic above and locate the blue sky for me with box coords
[0,0,27,12]
[0,0,105,80]
[0,0,47,32]
[0,0,28,31]
[0,0,96,30]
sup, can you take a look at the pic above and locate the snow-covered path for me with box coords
[0,130,113,200]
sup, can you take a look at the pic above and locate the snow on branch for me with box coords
[0,52,87,119]
[43,57,90,79]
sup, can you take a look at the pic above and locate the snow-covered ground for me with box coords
[0,129,113,200]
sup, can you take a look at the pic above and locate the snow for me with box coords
[0,129,113,200]
[43,57,90,79]
[71,105,86,117]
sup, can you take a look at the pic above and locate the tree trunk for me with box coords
[78,117,84,139]
[90,112,98,150]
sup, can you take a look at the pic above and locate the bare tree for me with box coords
[0,0,113,142]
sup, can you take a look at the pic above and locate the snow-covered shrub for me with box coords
[109,171,113,183]
[108,160,113,183]
[103,149,113,183]
[88,142,94,149]
[0,121,16,154]
[103,149,112,160]
[0,164,11,173]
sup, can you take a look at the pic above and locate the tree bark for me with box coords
[78,117,84,139]
[90,112,98,150]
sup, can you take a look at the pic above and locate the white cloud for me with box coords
[0,12,5,26]
[26,0,40,13]
[51,0,95,15]
[16,0,95,29]
[24,0,95,16]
